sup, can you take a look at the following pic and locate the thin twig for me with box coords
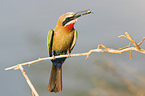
[18,64,39,96]
[123,32,141,50]
[138,37,145,46]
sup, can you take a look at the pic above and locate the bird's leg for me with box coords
[52,51,55,59]
[67,49,71,58]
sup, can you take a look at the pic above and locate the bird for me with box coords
[47,9,92,93]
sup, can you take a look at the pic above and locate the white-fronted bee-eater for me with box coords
[47,9,92,93]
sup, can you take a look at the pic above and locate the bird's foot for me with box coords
[52,51,55,59]
[67,50,71,58]
[52,55,55,59]
[67,53,71,58]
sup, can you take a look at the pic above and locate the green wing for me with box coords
[47,29,54,56]
[70,30,77,52]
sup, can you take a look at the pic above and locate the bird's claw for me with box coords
[52,55,55,59]
[67,50,71,58]
[67,53,71,58]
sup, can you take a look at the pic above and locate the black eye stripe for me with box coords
[62,16,74,26]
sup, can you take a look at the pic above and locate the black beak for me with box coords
[62,9,92,26]
[73,9,92,19]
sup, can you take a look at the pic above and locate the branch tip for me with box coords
[138,37,145,46]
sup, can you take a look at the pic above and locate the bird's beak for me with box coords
[62,9,92,26]
[73,9,92,19]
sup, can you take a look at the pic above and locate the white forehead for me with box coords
[65,12,75,17]
[59,12,76,24]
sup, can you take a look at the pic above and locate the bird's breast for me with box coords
[52,29,74,52]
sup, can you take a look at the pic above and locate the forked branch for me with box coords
[5,32,145,96]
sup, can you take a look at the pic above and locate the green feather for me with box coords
[47,29,54,57]
[70,30,77,52]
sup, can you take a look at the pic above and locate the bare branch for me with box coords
[5,32,145,71]
[5,32,145,95]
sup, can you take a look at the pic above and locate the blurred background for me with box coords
[1,0,145,96]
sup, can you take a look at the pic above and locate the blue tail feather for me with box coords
[51,57,66,68]
[51,51,67,68]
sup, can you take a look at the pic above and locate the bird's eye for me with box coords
[65,17,71,21]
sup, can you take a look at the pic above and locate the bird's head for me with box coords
[56,9,92,30]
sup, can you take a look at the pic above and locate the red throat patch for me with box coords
[65,23,75,30]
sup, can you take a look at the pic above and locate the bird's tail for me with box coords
[48,64,62,93]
